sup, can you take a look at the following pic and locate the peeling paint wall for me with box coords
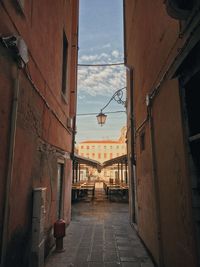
[0,0,79,266]
[124,0,199,266]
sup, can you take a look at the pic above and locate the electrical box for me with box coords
[67,117,73,129]
[30,188,46,267]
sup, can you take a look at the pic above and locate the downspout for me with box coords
[129,68,136,224]
[123,0,127,65]
[71,115,76,178]
[71,0,79,185]
[1,67,20,267]
[123,0,136,224]
[148,102,164,267]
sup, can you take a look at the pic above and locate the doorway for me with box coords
[180,41,200,263]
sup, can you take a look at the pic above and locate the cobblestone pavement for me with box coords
[45,183,155,267]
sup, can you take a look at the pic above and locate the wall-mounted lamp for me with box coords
[76,87,126,126]
[97,87,126,126]
[96,111,107,126]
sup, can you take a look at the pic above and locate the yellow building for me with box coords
[77,127,127,163]
[76,127,127,182]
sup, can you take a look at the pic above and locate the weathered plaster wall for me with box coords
[0,0,79,266]
[124,0,198,266]
[125,0,179,127]
[152,79,197,267]
[0,48,15,261]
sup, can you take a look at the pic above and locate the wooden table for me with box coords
[72,182,95,201]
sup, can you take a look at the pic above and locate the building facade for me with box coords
[78,140,126,163]
[0,1,79,266]
[76,127,127,181]
[124,1,200,266]
[77,126,127,163]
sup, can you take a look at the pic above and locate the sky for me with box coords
[76,0,126,143]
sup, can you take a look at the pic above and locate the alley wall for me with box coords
[124,0,200,266]
[0,0,79,266]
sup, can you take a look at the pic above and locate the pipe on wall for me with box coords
[148,106,164,267]
[125,66,136,225]
[1,67,20,266]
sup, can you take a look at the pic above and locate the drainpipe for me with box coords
[123,0,127,65]
[125,66,136,224]
[129,68,136,224]
[123,0,136,226]
[71,115,76,158]
[148,103,164,267]
[71,115,76,184]
[1,67,20,267]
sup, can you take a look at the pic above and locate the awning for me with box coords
[73,153,102,170]
[73,154,128,170]
[102,154,127,168]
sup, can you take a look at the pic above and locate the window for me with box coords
[81,145,84,149]
[81,153,84,157]
[86,146,90,150]
[110,146,113,149]
[92,145,95,149]
[92,153,95,158]
[110,153,113,159]
[116,146,119,149]
[62,31,68,94]
[104,146,106,149]
[104,153,107,159]
[98,153,101,159]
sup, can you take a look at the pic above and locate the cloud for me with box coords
[79,55,99,62]
[78,95,86,100]
[112,50,120,58]
[79,43,112,53]
[78,50,123,64]
[78,50,126,96]
[102,43,111,49]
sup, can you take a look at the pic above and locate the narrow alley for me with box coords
[45,183,154,267]
[1,0,200,266]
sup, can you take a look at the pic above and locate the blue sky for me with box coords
[76,0,126,143]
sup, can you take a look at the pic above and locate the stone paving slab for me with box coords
[45,185,155,267]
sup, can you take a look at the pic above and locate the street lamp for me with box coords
[96,111,107,126]
[96,87,126,126]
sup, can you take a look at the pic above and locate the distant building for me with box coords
[76,127,127,181]
[77,126,127,163]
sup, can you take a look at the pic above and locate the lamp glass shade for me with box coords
[96,112,107,126]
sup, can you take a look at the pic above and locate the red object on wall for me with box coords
[54,219,66,238]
